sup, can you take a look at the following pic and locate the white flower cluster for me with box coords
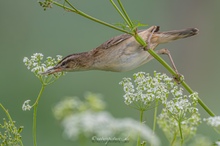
[204,116,220,128]
[22,100,32,111]
[157,92,201,141]
[23,53,63,78]
[216,141,220,146]
[119,71,174,107]
[188,135,212,146]
[62,111,160,146]
[53,92,106,121]
[22,53,65,111]
[120,71,201,142]
[53,93,160,146]
[0,118,24,146]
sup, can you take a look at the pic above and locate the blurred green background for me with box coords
[1,0,220,145]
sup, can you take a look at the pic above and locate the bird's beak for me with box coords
[41,66,63,75]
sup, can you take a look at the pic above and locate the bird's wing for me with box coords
[98,33,132,49]
[98,30,146,49]
[95,26,161,50]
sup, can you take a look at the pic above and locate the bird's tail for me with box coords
[154,27,199,44]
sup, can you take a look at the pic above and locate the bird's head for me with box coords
[41,52,91,75]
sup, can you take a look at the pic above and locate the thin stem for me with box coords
[178,120,183,146]
[136,35,148,47]
[181,81,215,116]
[152,100,158,133]
[52,0,132,34]
[137,110,144,146]
[33,84,46,146]
[148,49,176,75]
[0,103,24,146]
[117,0,133,28]
[150,101,159,146]
[0,103,13,123]
[63,0,77,11]
[109,0,131,27]
[110,0,146,48]
[33,105,38,146]
[147,49,215,116]
[171,132,177,146]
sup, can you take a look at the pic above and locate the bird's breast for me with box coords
[92,39,151,72]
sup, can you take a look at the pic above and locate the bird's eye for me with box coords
[61,61,67,66]
[61,61,71,69]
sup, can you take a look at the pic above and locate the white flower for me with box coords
[62,111,160,146]
[23,53,65,82]
[23,57,28,63]
[119,71,174,109]
[56,55,63,61]
[121,71,201,142]
[157,92,201,141]
[53,94,160,145]
[33,53,43,60]
[204,116,220,127]
[22,100,32,111]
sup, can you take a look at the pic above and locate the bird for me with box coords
[42,26,198,75]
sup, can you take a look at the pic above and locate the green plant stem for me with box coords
[171,133,177,146]
[150,101,158,146]
[52,0,132,35]
[0,103,24,146]
[181,81,215,116]
[137,110,144,146]
[33,84,46,146]
[147,49,176,75]
[109,0,131,28]
[147,49,215,117]
[152,100,158,133]
[33,106,38,146]
[117,0,133,28]
[0,103,13,123]
[49,0,215,117]
[178,120,183,146]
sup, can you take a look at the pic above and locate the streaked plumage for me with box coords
[42,26,198,74]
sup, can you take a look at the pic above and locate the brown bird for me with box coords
[42,26,198,75]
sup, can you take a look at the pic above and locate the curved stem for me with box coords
[33,84,46,146]
[0,103,13,123]
[171,133,177,146]
[0,104,24,146]
[52,0,132,34]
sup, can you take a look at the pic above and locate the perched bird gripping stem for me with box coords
[42,26,198,75]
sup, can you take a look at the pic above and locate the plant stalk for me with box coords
[52,0,132,34]
[33,84,46,146]
[0,104,24,146]
[137,110,144,146]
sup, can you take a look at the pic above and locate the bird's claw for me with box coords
[173,73,184,84]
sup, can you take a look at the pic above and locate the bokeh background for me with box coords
[1,0,220,145]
